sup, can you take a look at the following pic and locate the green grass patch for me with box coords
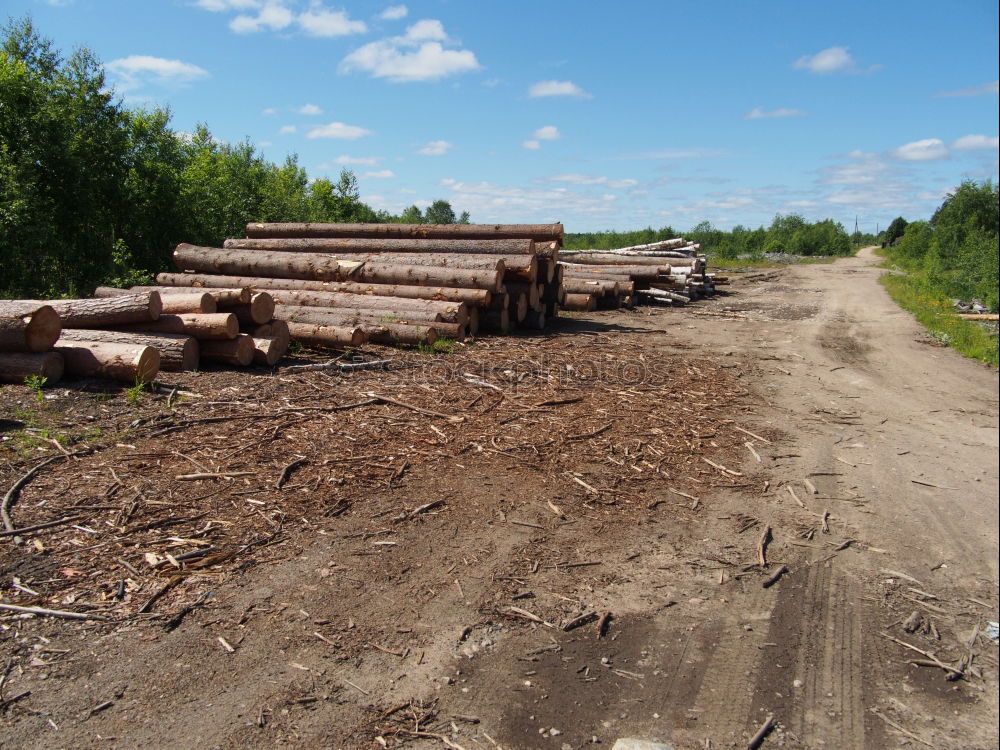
[879,270,998,367]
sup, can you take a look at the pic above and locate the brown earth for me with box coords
[1,247,997,749]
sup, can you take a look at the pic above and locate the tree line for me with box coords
[881,180,999,310]
[0,18,466,298]
[565,214,856,257]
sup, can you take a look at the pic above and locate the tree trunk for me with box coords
[245,222,564,242]
[252,336,287,366]
[504,282,540,307]
[132,285,251,304]
[218,292,275,325]
[23,293,162,328]
[0,304,61,353]
[225,237,535,255]
[56,341,160,382]
[93,287,215,314]
[173,244,502,291]
[286,322,367,348]
[558,263,666,279]
[200,334,254,366]
[562,293,597,312]
[249,320,289,348]
[561,278,617,296]
[116,313,239,340]
[156,272,491,307]
[272,305,436,346]
[275,304,442,327]
[0,351,64,384]
[509,291,528,323]
[58,329,199,371]
[267,289,467,325]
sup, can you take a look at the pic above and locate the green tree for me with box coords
[883,216,908,246]
[424,199,457,224]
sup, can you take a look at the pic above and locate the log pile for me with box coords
[558,237,722,309]
[155,222,565,344]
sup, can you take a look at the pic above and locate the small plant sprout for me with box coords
[24,374,48,402]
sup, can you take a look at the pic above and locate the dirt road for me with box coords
[2,247,996,749]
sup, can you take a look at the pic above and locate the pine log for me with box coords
[544,300,559,319]
[219,292,275,325]
[173,244,502,291]
[286,322,366,348]
[466,307,479,337]
[21,293,162,328]
[509,292,528,323]
[0,351,64,384]
[155,272,491,307]
[117,313,239,340]
[132,285,251,305]
[558,252,688,268]
[561,278,617,296]
[639,288,690,304]
[272,306,436,346]
[224,237,535,255]
[537,258,556,284]
[245,222,564,242]
[536,241,560,262]
[488,292,509,310]
[266,289,467,325]
[199,334,254,366]
[562,293,597,312]
[93,286,215,314]
[58,329,199,371]
[251,336,287,366]
[286,252,509,275]
[250,320,290,348]
[480,308,511,334]
[561,269,644,284]
[0,303,61,353]
[274,304,441,326]
[559,263,666,279]
[56,341,160,383]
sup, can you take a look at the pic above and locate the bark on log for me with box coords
[272,306,436,346]
[173,244,502,291]
[200,334,254,366]
[561,278,617,296]
[117,313,239,340]
[559,263,666,279]
[0,304,61,353]
[225,237,535,255]
[249,320,290,348]
[252,336,287,366]
[537,258,556,284]
[562,293,597,312]
[58,329,199,371]
[0,351,64,384]
[274,304,442,326]
[245,222,564,242]
[266,289,467,325]
[286,322,367,348]
[558,252,675,268]
[155,272,491,307]
[219,292,275,325]
[56,341,160,383]
[23,293,162,328]
[93,287,216,314]
[480,308,511,334]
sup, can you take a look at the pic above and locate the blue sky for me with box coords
[6,0,999,233]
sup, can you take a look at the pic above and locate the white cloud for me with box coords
[379,5,408,21]
[417,140,453,156]
[934,80,999,98]
[528,80,591,98]
[340,19,479,82]
[258,140,272,147]
[307,121,373,139]
[230,2,294,33]
[194,0,260,10]
[744,106,808,119]
[334,155,382,165]
[106,55,209,92]
[533,125,561,140]
[952,134,999,151]
[261,106,277,116]
[297,103,323,115]
[821,150,896,185]
[545,173,638,189]
[621,147,729,160]
[362,169,395,179]
[890,138,949,162]
[297,5,367,37]
[521,140,541,150]
[279,125,297,134]
[441,179,619,221]
[793,46,857,74]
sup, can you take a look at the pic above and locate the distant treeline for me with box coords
[0,18,463,298]
[565,215,857,257]
[882,181,999,310]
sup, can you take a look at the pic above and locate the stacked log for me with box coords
[557,237,715,309]
[87,286,289,369]
[157,222,565,348]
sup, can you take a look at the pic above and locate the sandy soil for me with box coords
[1,247,997,749]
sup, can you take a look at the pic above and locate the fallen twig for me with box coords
[275,458,307,489]
[0,603,107,621]
[757,525,772,567]
[746,714,775,750]
[762,566,789,589]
